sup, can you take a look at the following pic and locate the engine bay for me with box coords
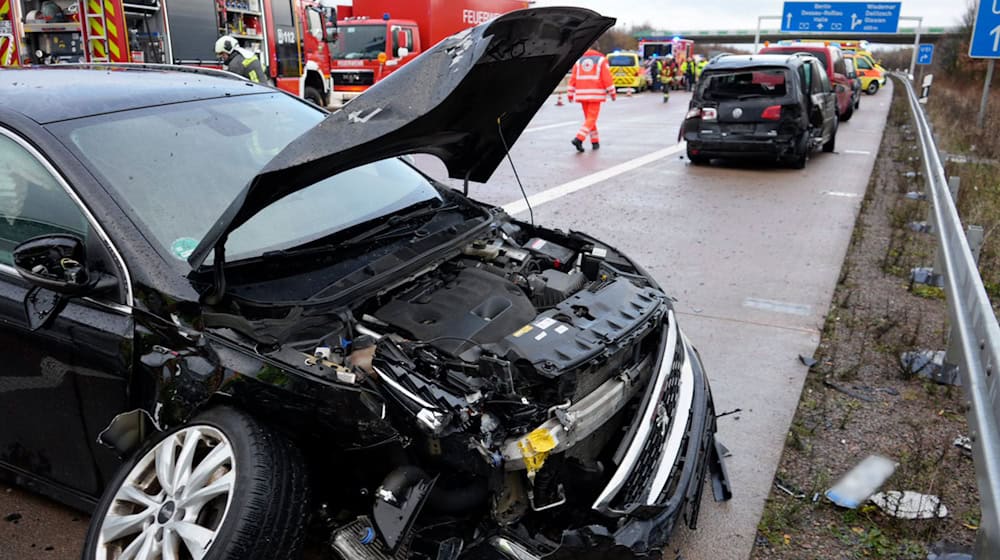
[213,220,681,558]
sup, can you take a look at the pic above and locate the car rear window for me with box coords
[700,69,788,99]
[608,55,636,67]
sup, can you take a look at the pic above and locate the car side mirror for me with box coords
[396,46,409,58]
[13,235,115,296]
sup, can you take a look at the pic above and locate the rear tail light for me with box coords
[761,105,782,120]
[701,107,718,121]
[685,108,701,119]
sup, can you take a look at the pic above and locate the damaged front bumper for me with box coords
[485,313,732,559]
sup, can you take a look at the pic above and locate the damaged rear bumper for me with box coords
[484,318,732,559]
[685,133,800,159]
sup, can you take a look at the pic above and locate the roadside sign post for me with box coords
[754,15,781,52]
[978,60,995,128]
[898,16,924,81]
[916,43,934,86]
[919,73,933,104]
[970,0,1000,128]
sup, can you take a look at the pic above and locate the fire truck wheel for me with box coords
[305,87,325,107]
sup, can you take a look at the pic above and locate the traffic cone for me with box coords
[556,93,564,106]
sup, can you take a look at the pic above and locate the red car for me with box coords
[759,43,855,122]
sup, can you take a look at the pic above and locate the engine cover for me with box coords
[373,266,536,356]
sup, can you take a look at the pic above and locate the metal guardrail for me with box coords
[898,74,1000,557]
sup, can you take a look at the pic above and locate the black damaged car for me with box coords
[682,53,838,169]
[0,8,729,560]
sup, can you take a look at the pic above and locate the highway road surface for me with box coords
[0,83,892,560]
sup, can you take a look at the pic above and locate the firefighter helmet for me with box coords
[214,36,238,55]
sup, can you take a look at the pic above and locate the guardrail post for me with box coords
[949,176,961,202]
[967,225,985,265]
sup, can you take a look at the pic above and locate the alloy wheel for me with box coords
[96,426,236,560]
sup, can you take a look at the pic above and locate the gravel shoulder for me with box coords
[750,79,980,560]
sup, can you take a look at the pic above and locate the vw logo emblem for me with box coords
[732,108,744,119]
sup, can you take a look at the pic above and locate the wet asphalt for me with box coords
[0,83,893,560]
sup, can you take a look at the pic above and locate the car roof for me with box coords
[705,54,809,71]
[0,66,271,124]
[762,43,840,54]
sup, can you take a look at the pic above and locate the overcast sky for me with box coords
[532,0,969,32]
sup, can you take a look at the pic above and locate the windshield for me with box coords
[331,24,387,60]
[608,54,637,67]
[50,93,440,265]
[700,69,788,100]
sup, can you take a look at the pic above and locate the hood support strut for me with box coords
[204,242,227,305]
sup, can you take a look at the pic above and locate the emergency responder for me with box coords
[660,57,673,102]
[568,45,616,152]
[215,35,265,83]
[650,55,663,92]
[683,57,696,91]
[696,57,708,82]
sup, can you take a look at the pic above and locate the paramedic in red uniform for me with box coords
[567,46,616,152]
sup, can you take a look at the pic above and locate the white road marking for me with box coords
[843,149,871,155]
[502,143,687,215]
[824,191,863,198]
[523,121,579,133]
[743,297,813,316]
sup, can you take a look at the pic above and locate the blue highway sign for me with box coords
[917,44,934,65]
[781,2,901,34]
[969,0,1000,58]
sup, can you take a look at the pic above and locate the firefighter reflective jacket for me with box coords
[226,48,266,83]
[568,49,615,102]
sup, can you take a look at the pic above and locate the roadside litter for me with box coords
[798,355,819,368]
[825,455,898,509]
[775,477,806,499]
[822,378,899,402]
[953,435,973,456]
[870,490,948,519]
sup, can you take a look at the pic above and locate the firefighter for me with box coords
[660,56,674,102]
[215,35,265,83]
[650,54,663,92]
[568,45,616,152]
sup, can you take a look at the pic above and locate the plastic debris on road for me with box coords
[953,435,973,456]
[825,455,898,509]
[870,490,948,519]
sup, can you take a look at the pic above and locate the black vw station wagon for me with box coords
[0,8,730,560]
[681,53,839,169]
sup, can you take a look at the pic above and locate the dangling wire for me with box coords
[497,115,534,227]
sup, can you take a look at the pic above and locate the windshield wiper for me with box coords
[257,201,456,261]
[337,202,458,248]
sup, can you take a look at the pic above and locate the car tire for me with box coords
[866,81,879,95]
[305,86,325,107]
[823,114,838,153]
[82,406,309,560]
[841,103,854,122]
[789,132,808,169]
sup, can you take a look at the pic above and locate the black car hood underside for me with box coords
[188,7,614,269]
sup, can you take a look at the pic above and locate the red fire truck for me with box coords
[1,0,527,108]
[0,0,131,68]
[1,0,341,105]
[326,0,527,104]
[637,36,694,65]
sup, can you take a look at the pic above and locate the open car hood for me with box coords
[189,7,614,269]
